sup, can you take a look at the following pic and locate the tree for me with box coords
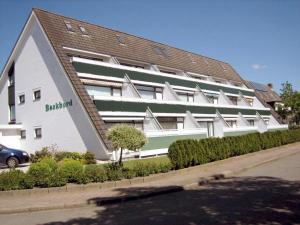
[107,124,147,165]
[280,81,300,125]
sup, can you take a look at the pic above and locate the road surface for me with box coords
[1,152,300,225]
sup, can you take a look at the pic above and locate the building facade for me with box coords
[0,9,288,160]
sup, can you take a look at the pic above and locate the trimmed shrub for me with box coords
[104,163,123,181]
[84,164,107,183]
[0,170,34,191]
[132,162,152,177]
[59,159,86,184]
[82,152,97,164]
[122,168,136,179]
[168,129,300,170]
[28,158,66,188]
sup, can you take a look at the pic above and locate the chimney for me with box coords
[267,83,273,90]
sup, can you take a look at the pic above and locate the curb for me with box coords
[0,171,232,215]
[0,143,299,214]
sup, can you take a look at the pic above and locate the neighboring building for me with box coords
[244,81,284,123]
[0,9,288,160]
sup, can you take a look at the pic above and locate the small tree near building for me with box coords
[107,124,147,166]
[279,81,300,125]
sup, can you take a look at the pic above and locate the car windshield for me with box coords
[0,144,7,149]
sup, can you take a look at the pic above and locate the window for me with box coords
[214,79,224,84]
[33,90,41,101]
[8,63,15,86]
[106,121,143,131]
[20,130,26,139]
[64,21,74,32]
[157,117,177,130]
[226,120,237,128]
[85,85,122,97]
[246,98,254,107]
[228,96,238,105]
[78,25,88,35]
[9,105,15,122]
[112,87,122,97]
[136,85,163,100]
[116,35,126,45]
[264,119,269,125]
[177,118,184,130]
[8,74,14,86]
[19,94,25,104]
[247,120,255,126]
[205,93,219,104]
[177,92,194,102]
[198,121,214,137]
[160,70,176,75]
[34,128,42,139]
[152,46,168,58]
[120,62,144,69]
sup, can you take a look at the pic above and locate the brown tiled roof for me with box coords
[32,8,246,151]
[33,8,243,82]
[244,81,282,103]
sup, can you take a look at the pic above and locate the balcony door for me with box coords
[198,121,214,137]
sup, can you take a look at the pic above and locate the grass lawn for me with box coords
[122,156,170,169]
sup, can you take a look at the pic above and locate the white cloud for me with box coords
[251,64,268,70]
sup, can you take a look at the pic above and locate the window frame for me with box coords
[64,21,75,32]
[33,89,41,101]
[34,127,42,139]
[18,94,25,105]
[20,130,26,139]
[78,25,88,35]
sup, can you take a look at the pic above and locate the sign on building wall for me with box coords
[45,99,73,112]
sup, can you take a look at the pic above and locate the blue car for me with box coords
[0,144,30,168]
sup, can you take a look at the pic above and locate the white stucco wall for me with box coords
[9,16,108,159]
[0,75,8,124]
[0,129,21,149]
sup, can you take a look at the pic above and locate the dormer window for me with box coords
[64,21,74,32]
[78,25,88,35]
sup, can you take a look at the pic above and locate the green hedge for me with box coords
[168,129,300,169]
[0,157,172,191]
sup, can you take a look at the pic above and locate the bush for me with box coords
[82,152,97,164]
[122,168,136,179]
[54,152,83,162]
[104,163,123,181]
[168,129,300,170]
[84,164,107,182]
[59,159,86,184]
[28,158,66,188]
[0,170,34,191]
[30,147,54,163]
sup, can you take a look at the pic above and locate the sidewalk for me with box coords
[1,142,300,214]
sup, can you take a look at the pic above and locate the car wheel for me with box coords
[7,157,19,168]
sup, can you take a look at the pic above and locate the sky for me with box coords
[0,0,299,93]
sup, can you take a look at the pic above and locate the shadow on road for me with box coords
[42,176,300,225]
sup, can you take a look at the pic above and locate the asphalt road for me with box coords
[1,152,300,225]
